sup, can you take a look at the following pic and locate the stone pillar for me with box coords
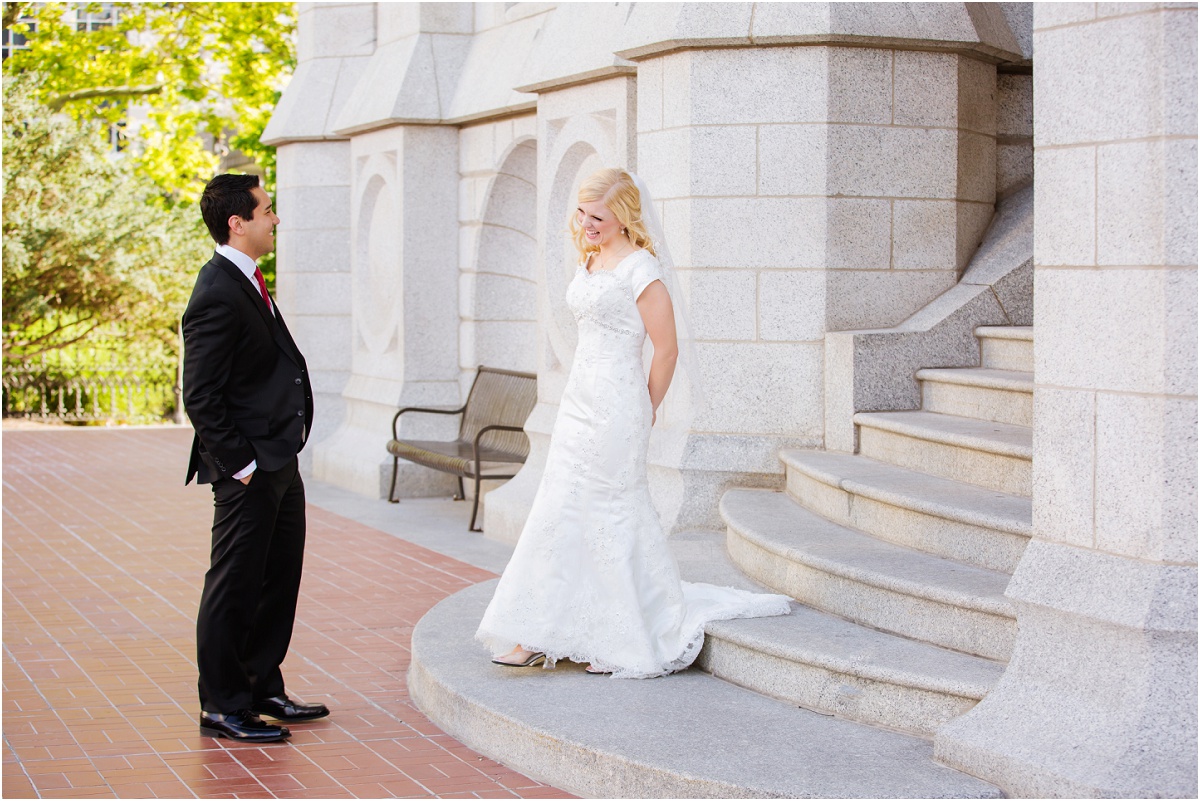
[308,2,472,497]
[935,4,1198,797]
[273,141,352,468]
[261,2,376,470]
[311,124,462,498]
[626,2,1007,526]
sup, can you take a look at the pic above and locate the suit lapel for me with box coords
[270,304,304,367]
[212,255,303,368]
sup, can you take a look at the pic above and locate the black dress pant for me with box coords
[196,457,305,713]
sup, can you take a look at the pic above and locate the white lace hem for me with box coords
[477,584,792,680]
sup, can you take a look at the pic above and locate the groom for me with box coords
[182,174,325,742]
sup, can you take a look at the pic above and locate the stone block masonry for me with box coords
[934,4,1198,796]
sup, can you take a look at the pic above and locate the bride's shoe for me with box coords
[492,647,545,667]
[584,664,610,675]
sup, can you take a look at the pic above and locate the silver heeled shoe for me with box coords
[492,650,546,668]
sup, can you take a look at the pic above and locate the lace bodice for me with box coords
[567,249,663,345]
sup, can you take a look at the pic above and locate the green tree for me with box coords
[3,2,296,203]
[2,72,207,362]
[2,3,296,422]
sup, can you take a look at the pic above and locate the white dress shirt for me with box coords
[216,243,273,315]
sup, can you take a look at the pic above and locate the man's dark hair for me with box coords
[200,174,261,244]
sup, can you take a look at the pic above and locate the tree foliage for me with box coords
[3,2,296,202]
[1,3,296,421]
[2,73,207,361]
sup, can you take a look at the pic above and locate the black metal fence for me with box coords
[2,359,182,425]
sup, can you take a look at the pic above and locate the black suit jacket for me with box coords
[182,253,313,485]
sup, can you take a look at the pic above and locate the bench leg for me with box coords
[388,456,400,503]
[454,476,465,501]
[469,474,483,532]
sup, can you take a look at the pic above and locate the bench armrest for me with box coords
[392,404,466,440]
[472,424,529,465]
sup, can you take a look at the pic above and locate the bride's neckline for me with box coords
[583,248,643,276]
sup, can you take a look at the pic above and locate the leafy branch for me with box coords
[48,83,164,111]
[3,2,297,203]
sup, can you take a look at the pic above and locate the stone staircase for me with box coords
[408,326,1034,797]
[711,325,1033,738]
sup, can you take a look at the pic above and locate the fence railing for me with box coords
[3,360,182,425]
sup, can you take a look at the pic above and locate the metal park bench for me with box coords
[387,366,537,532]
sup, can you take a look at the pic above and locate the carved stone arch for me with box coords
[542,131,609,370]
[484,92,632,544]
[467,137,538,373]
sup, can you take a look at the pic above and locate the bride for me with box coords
[475,168,790,678]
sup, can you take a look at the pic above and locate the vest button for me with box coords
[294,378,302,385]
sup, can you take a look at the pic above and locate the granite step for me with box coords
[721,489,1016,661]
[408,580,1003,799]
[780,449,1031,573]
[671,529,1006,738]
[854,410,1033,497]
[917,367,1034,427]
[975,325,1033,372]
[699,606,1006,738]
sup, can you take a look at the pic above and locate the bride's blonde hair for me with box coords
[568,168,657,261]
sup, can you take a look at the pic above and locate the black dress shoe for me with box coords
[200,710,290,742]
[252,694,330,722]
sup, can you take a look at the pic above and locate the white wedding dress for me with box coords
[476,249,791,678]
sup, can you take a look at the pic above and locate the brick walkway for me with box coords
[2,428,567,799]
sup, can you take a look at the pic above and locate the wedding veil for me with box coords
[629,173,707,438]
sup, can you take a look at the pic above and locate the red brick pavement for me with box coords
[2,428,569,799]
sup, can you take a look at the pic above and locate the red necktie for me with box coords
[252,266,271,311]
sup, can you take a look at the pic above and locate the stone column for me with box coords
[625,2,1009,526]
[310,124,461,498]
[308,2,472,497]
[261,2,376,469]
[935,4,1198,797]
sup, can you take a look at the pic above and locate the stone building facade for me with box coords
[262,3,1196,796]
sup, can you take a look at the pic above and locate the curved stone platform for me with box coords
[409,580,1003,799]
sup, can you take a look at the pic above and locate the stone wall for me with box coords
[262,2,1197,794]
[457,125,538,390]
[264,2,376,467]
[934,3,1198,796]
[264,2,1026,521]
[634,40,1006,496]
